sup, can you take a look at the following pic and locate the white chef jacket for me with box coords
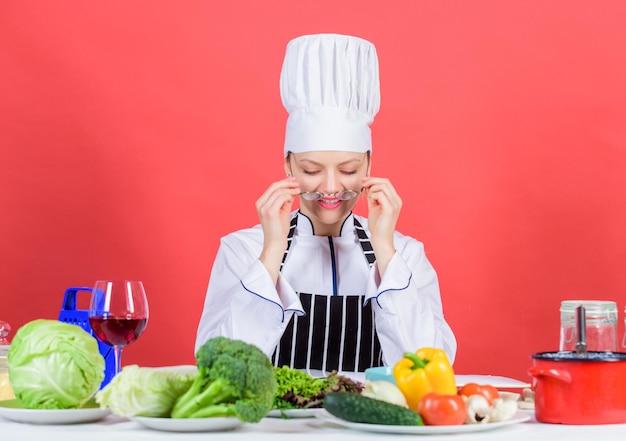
[195,211,457,366]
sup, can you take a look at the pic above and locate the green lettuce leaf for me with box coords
[95,365,196,417]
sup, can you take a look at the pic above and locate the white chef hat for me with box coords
[280,33,380,157]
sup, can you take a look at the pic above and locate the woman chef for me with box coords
[195,33,457,373]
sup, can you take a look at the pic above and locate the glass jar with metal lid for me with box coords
[0,320,14,400]
[560,300,618,352]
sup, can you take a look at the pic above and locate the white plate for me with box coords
[455,374,531,389]
[363,367,530,389]
[267,408,325,418]
[150,364,198,375]
[0,399,110,425]
[316,410,531,435]
[132,416,243,432]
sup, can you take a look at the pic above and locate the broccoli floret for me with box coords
[170,337,277,422]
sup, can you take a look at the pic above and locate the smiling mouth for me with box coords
[319,198,340,204]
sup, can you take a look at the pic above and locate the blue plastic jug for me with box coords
[57,287,115,388]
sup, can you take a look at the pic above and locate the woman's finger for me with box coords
[260,186,299,218]
[256,177,300,212]
[364,177,402,211]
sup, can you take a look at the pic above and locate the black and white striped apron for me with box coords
[271,213,383,372]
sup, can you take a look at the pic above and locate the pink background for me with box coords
[2,1,626,382]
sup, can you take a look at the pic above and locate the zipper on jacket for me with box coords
[328,236,338,296]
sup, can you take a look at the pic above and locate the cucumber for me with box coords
[323,392,423,426]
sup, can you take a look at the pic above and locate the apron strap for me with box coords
[279,215,298,273]
[353,217,376,267]
[280,213,377,270]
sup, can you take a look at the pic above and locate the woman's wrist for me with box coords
[372,242,396,277]
[259,244,285,285]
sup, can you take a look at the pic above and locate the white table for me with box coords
[2,412,626,441]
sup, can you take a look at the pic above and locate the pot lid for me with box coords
[532,351,626,362]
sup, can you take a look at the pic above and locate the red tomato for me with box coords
[459,383,499,405]
[417,392,467,426]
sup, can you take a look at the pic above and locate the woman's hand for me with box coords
[255,177,301,283]
[362,176,402,276]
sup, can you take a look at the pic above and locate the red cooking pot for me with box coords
[529,351,626,424]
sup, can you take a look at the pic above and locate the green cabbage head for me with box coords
[95,365,196,417]
[8,319,105,409]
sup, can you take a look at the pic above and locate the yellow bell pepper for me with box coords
[393,347,457,411]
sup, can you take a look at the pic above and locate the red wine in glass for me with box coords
[88,280,149,376]
[89,317,148,346]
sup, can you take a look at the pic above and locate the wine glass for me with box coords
[88,280,149,376]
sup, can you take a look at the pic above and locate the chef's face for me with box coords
[286,151,370,235]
